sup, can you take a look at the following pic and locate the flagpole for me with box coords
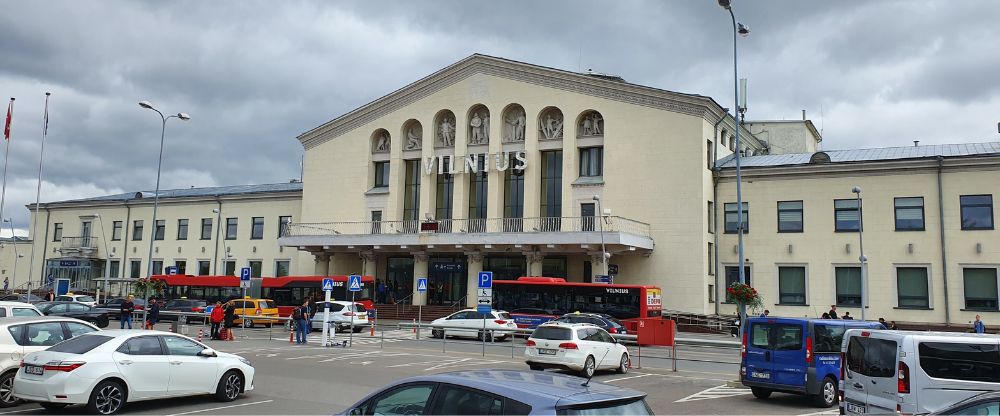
[0,98,13,240]
[26,93,50,298]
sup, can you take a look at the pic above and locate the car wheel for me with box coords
[0,371,21,407]
[215,370,243,402]
[352,326,363,333]
[431,329,443,339]
[580,355,596,378]
[814,377,837,407]
[616,353,630,374]
[751,387,772,399]
[86,380,126,415]
[39,402,69,410]
[242,319,253,328]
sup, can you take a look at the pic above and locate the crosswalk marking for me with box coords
[675,385,753,402]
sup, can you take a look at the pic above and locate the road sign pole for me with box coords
[415,277,427,339]
[322,288,331,347]
[417,305,422,340]
[349,290,355,348]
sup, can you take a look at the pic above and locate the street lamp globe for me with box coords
[177,113,191,120]
[852,186,862,194]
[717,0,732,9]
[138,101,154,110]
[737,22,751,36]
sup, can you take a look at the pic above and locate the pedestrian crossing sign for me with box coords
[348,275,362,292]
[322,278,335,292]
[417,278,427,293]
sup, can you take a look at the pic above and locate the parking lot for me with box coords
[2,323,840,415]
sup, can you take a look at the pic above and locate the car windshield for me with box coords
[560,398,653,415]
[353,304,367,313]
[532,326,573,341]
[47,334,114,354]
[77,296,95,302]
[496,312,512,320]
[257,300,272,309]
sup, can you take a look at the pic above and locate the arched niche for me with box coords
[467,104,490,145]
[371,129,390,153]
[434,110,456,148]
[577,110,604,137]
[537,107,564,140]
[501,104,526,143]
[402,119,423,150]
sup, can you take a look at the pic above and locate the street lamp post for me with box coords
[592,195,610,278]
[93,213,113,304]
[718,0,751,336]
[213,208,234,275]
[138,101,189,326]
[852,186,867,321]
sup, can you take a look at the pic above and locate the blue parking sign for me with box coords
[240,267,251,281]
[478,271,492,289]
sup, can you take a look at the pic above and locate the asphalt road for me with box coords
[1,324,839,415]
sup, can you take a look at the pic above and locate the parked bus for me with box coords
[492,277,662,329]
[150,275,375,316]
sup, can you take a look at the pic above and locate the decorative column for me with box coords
[466,251,484,308]
[590,252,606,282]
[412,252,428,306]
[526,251,545,277]
[313,253,330,276]
[361,252,377,277]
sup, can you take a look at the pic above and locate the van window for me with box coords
[847,337,897,378]
[814,325,846,353]
[750,324,770,349]
[773,324,803,351]
[918,342,1000,383]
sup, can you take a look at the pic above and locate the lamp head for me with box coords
[1,219,8,223]
[592,195,600,201]
[212,209,220,213]
[177,113,191,120]
[851,186,862,194]
[737,22,750,36]
[138,101,154,110]
[717,0,732,9]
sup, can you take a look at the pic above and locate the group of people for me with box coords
[375,279,415,304]
[118,295,162,330]
[821,305,900,329]
[208,301,238,340]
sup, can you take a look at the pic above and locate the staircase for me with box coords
[371,304,460,322]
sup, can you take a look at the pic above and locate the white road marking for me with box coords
[164,399,274,416]
[796,410,839,416]
[675,384,753,402]
[603,373,653,383]
[0,409,38,415]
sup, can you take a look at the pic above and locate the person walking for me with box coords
[821,312,831,319]
[889,321,899,330]
[760,309,770,318]
[974,315,986,334]
[842,311,854,320]
[45,290,55,302]
[828,305,839,319]
[294,300,310,344]
[224,301,237,330]
[146,297,160,330]
[210,301,224,340]
[120,295,135,329]
[2,277,7,293]
[377,280,387,304]
[878,318,888,329]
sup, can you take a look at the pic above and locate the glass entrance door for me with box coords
[429,257,467,306]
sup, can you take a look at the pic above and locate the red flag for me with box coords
[3,98,11,141]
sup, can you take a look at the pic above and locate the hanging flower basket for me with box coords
[133,278,165,298]
[727,282,763,313]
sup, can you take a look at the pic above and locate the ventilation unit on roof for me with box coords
[809,152,831,164]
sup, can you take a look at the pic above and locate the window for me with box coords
[369,384,434,416]
[200,218,212,240]
[581,203,596,231]
[197,261,210,276]
[724,202,749,233]
[729,135,735,151]
[278,216,291,238]
[836,266,863,306]
[897,267,929,308]
[151,260,163,275]
[778,266,807,305]
[777,201,804,232]
[773,324,803,351]
[724,266,751,303]
[964,268,999,310]
[177,219,189,240]
[943,402,1000,416]
[163,336,205,356]
[12,308,38,317]
[846,336,897,378]
[750,323,770,349]
[918,342,1000,383]
[468,155,488,230]
[813,325,847,353]
[249,261,262,278]
[109,260,120,278]
[371,211,382,234]
[226,218,238,240]
[112,221,123,241]
[132,220,143,241]
[708,284,715,303]
[373,161,390,188]
[835,199,861,232]
[540,151,563,222]
[52,223,63,241]
[403,160,421,222]
[579,147,603,177]
[707,201,715,234]
[275,260,290,277]
[251,217,264,239]
[503,154,525,230]
[21,322,68,346]
[175,261,186,275]
[961,195,994,230]
[224,261,236,276]
[48,334,109,353]
[129,260,141,278]
[895,197,925,231]
[435,158,454,222]
[154,219,165,240]
[707,139,714,170]
[429,385,503,415]
[707,243,714,276]
[118,336,163,355]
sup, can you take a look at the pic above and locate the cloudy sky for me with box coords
[1,0,998,235]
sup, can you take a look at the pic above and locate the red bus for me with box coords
[151,275,375,316]
[492,277,662,329]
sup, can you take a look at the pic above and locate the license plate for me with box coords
[750,371,771,380]
[24,365,43,375]
[538,348,557,355]
[846,402,865,415]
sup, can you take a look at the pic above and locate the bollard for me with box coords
[289,325,294,343]
[412,318,416,334]
[197,329,203,342]
[370,321,375,337]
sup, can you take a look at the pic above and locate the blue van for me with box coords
[740,317,883,407]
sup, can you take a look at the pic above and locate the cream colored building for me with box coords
[18,183,308,296]
[0,237,31,291]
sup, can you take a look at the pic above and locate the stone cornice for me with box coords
[298,54,732,151]
[716,155,1000,182]
[27,190,302,211]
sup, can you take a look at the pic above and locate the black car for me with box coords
[162,299,208,323]
[95,298,147,319]
[34,301,110,328]
[551,312,628,334]
[0,294,43,303]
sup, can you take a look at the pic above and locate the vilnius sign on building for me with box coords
[423,151,528,175]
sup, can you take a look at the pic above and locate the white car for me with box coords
[0,301,42,318]
[309,301,369,332]
[54,295,97,307]
[13,330,255,414]
[524,322,630,378]
[430,309,518,341]
[0,317,100,407]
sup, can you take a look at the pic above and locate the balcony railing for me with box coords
[60,236,99,249]
[283,216,651,239]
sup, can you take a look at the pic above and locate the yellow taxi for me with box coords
[225,297,280,327]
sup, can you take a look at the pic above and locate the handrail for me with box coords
[449,295,467,311]
[283,216,652,239]
[394,294,414,317]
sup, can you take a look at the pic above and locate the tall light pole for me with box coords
[718,0,751,336]
[93,213,113,303]
[592,195,609,279]
[852,186,867,321]
[3,219,19,293]
[138,100,189,326]
[212,208,233,275]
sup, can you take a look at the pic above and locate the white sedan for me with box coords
[309,301,369,332]
[430,309,518,341]
[524,322,630,378]
[13,330,254,415]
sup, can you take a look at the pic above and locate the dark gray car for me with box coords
[340,369,652,415]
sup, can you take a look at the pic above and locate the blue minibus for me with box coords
[740,317,883,407]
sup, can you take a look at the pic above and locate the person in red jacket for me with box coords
[209,301,225,340]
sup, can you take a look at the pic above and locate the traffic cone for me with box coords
[197,329,203,342]
[289,326,294,343]
[370,322,375,336]
[412,318,416,334]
